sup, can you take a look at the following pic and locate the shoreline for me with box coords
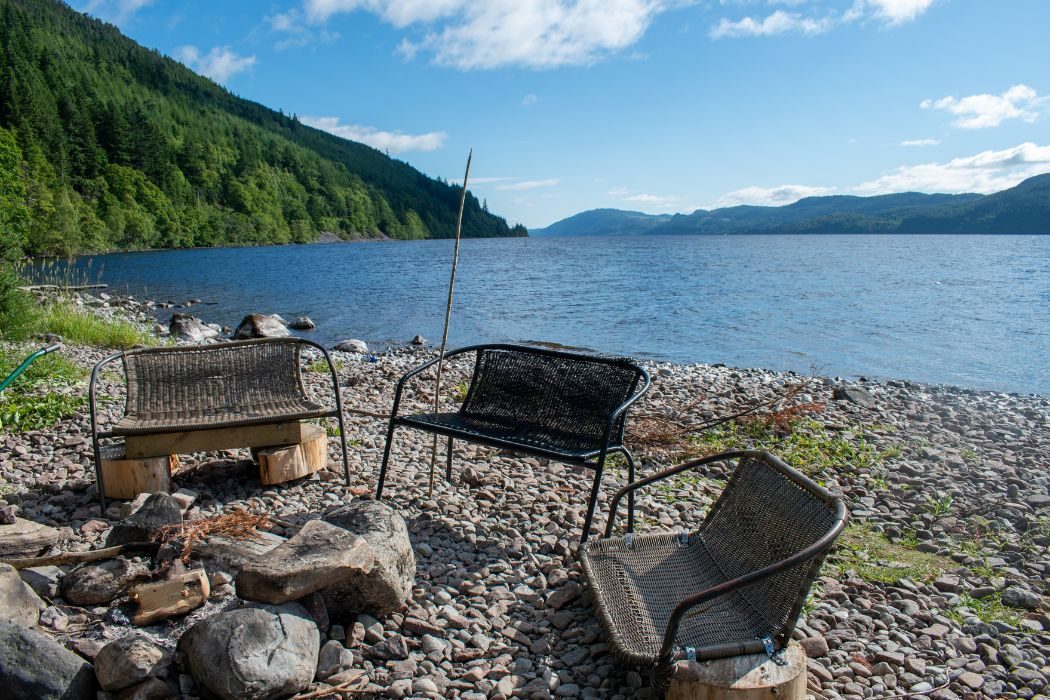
[1,290,1048,699]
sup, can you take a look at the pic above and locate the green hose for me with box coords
[0,344,63,394]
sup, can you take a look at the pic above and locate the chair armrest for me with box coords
[295,339,346,418]
[89,352,125,438]
[657,504,847,661]
[603,450,757,537]
[388,346,478,418]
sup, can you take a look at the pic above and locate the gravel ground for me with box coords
[1,291,1048,700]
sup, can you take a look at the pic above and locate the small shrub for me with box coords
[0,392,85,432]
[39,303,154,349]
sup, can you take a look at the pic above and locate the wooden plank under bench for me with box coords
[124,421,308,459]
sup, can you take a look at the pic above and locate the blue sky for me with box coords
[81,0,1050,229]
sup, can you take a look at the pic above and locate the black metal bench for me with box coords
[580,450,847,668]
[375,344,650,543]
[89,338,350,509]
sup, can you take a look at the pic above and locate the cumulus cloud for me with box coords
[855,142,1050,195]
[301,116,447,153]
[298,0,665,69]
[495,179,560,191]
[81,0,152,25]
[862,0,936,25]
[267,9,341,50]
[901,138,940,147]
[710,10,833,38]
[921,84,1046,129]
[174,45,257,83]
[713,184,835,206]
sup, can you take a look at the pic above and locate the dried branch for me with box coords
[153,510,270,563]
[0,542,158,569]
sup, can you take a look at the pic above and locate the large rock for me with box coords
[94,634,172,691]
[288,316,315,330]
[168,313,218,343]
[60,557,150,606]
[832,385,874,407]
[333,339,368,354]
[237,520,375,604]
[233,313,289,339]
[322,501,415,617]
[0,517,60,558]
[0,618,97,699]
[179,603,319,700]
[107,493,182,547]
[0,563,45,627]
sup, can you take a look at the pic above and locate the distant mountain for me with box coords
[0,0,525,258]
[530,208,672,236]
[537,175,1050,237]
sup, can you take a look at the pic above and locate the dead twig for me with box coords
[153,510,270,563]
[291,676,369,699]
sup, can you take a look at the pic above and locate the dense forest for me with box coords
[0,0,526,262]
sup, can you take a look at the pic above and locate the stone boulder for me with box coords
[94,634,172,692]
[107,493,183,547]
[832,385,874,407]
[179,603,319,700]
[233,313,289,339]
[0,563,45,627]
[61,557,150,606]
[168,313,218,343]
[289,316,315,330]
[333,339,368,354]
[410,335,426,345]
[0,619,97,699]
[322,500,415,617]
[237,519,374,604]
[0,517,60,558]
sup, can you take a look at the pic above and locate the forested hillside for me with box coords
[0,0,525,260]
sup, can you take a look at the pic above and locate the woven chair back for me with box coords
[700,456,839,637]
[461,347,642,446]
[121,339,309,425]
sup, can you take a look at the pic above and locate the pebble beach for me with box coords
[1,290,1048,700]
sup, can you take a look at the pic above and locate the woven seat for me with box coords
[89,338,350,508]
[580,450,847,667]
[375,344,650,543]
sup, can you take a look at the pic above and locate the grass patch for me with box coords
[691,418,881,477]
[453,380,469,402]
[948,593,1023,627]
[38,304,153,349]
[0,347,87,432]
[306,357,344,374]
[828,523,952,585]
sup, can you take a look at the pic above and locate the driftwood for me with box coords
[0,541,159,569]
[18,284,108,291]
[129,568,209,625]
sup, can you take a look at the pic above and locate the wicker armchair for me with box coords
[375,344,650,543]
[580,450,847,667]
[89,338,350,508]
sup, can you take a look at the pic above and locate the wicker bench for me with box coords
[580,450,847,668]
[375,343,650,543]
[89,338,350,508]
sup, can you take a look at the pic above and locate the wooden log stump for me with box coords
[256,424,327,485]
[665,641,806,700]
[99,445,177,500]
[128,568,210,625]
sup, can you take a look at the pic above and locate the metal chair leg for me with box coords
[580,456,606,545]
[623,448,637,534]
[375,423,398,499]
[335,414,351,486]
[446,437,454,481]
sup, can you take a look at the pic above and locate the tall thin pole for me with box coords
[429,149,472,495]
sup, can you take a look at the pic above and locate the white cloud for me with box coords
[175,45,257,83]
[862,0,935,25]
[606,187,680,211]
[901,138,940,147]
[81,0,151,25]
[495,179,560,191]
[267,9,341,50]
[522,94,538,107]
[714,184,835,206]
[450,177,513,185]
[921,84,1046,129]
[299,0,666,70]
[301,116,447,153]
[710,10,833,38]
[855,142,1050,195]
[713,0,935,39]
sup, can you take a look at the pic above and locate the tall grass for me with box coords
[38,303,154,349]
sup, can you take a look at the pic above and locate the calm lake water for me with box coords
[55,235,1049,395]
